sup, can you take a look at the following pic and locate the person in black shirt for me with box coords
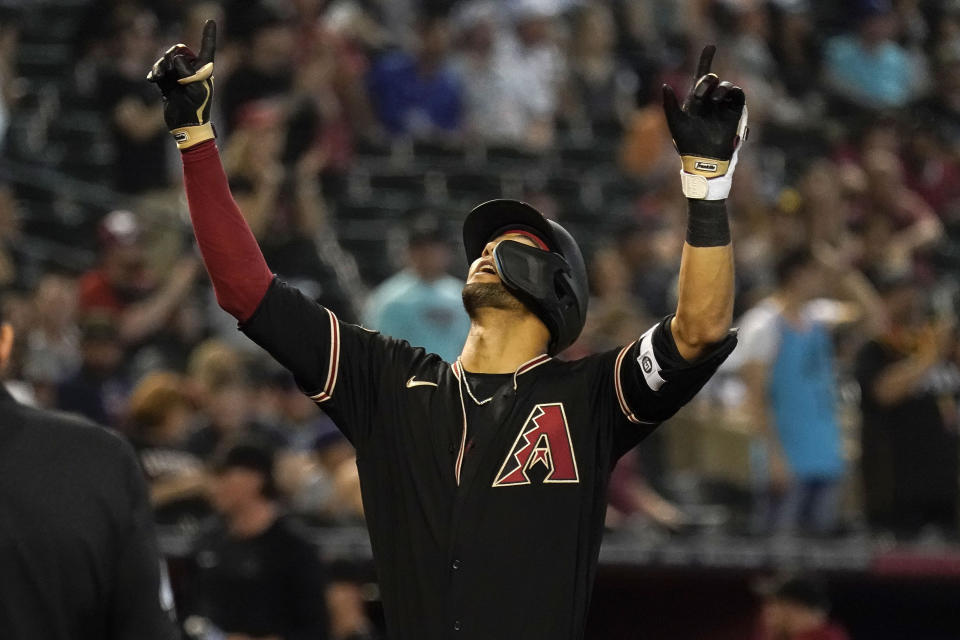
[188,440,329,639]
[151,26,745,639]
[855,276,960,538]
[98,10,170,193]
[0,300,176,640]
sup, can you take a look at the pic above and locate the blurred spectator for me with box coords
[290,20,374,172]
[187,440,330,639]
[823,1,923,111]
[97,9,169,193]
[56,314,128,428]
[577,246,650,355]
[606,448,684,532]
[564,2,636,133]
[796,159,857,251]
[126,371,209,527]
[222,105,362,323]
[251,368,363,521]
[720,0,796,128]
[755,574,850,640]
[362,214,469,362]
[913,47,960,154]
[736,247,884,535]
[185,339,287,461]
[902,124,960,226]
[22,273,80,405]
[853,149,943,280]
[619,94,675,180]
[221,3,296,131]
[613,219,678,320]
[366,12,462,138]
[452,0,564,149]
[78,210,200,347]
[854,275,959,539]
[768,0,822,103]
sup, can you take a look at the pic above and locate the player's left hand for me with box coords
[663,45,748,200]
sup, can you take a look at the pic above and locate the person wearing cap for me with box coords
[55,312,129,428]
[363,213,471,362]
[78,209,200,346]
[152,23,744,639]
[0,294,177,639]
[186,439,329,640]
[756,575,850,640]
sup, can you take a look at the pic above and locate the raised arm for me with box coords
[662,46,747,360]
[147,20,273,322]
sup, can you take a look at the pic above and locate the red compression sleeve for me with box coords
[181,140,274,322]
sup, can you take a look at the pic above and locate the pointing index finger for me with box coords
[198,20,217,64]
[695,45,716,79]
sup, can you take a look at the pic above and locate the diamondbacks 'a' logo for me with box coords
[492,403,579,487]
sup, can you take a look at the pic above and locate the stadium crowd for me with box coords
[2,0,960,637]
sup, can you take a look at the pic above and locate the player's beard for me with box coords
[462,282,526,318]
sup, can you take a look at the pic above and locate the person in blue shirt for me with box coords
[367,13,462,137]
[823,1,924,110]
[363,214,470,362]
[736,247,885,535]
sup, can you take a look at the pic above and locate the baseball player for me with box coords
[149,21,746,639]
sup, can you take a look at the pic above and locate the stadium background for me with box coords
[2,0,960,637]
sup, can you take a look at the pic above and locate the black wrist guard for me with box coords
[686,199,730,247]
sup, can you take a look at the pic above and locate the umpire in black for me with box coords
[0,303,177,639]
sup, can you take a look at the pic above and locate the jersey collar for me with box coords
[451,353,552,391]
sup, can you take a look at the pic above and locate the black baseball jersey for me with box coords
[242,278,736,640]
[0,384,177,640]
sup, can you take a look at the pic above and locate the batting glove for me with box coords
[147,20,217,150]
[663,46,748,201]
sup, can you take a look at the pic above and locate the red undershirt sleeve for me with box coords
[180,140,274,322]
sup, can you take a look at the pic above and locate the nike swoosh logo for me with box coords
[406,376,438,388]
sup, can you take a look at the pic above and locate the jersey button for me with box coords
[453,621,462,631]
[452,559,461,570]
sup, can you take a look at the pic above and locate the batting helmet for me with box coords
[463,199,589,355]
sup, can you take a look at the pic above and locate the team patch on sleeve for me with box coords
[614,325,664,425]
[636,326,665,391]
[308,309,341,403]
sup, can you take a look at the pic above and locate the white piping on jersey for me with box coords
[614,341,642,424]
[614,340,659,426]
[309,309,341,403]
[511,354,551,390]
[456,358,495,405]
[450,353,552,483]
[453,361,469,485]
[451,354,553,406]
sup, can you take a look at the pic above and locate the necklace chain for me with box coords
[462,373,494,406]
[457,359,495,406]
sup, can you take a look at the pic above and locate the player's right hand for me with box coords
[147,19,216,150]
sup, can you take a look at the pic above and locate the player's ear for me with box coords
[0,323,14,372]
